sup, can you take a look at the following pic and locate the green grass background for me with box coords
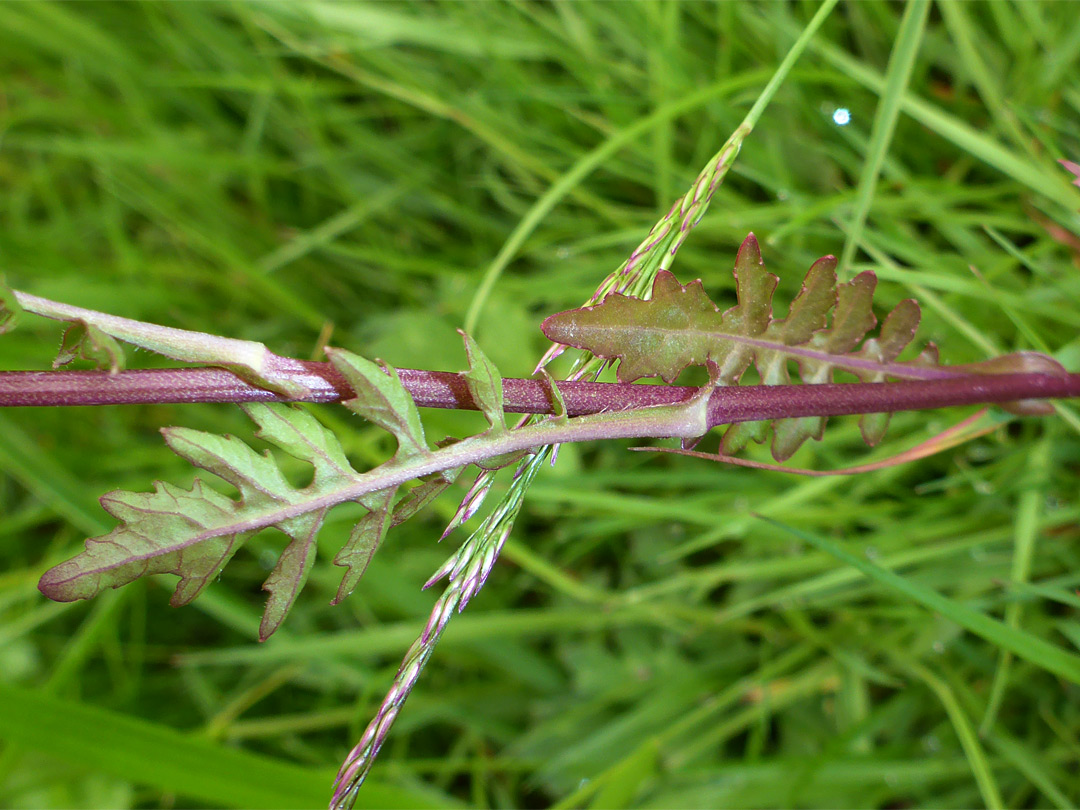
[2,2,1080,807]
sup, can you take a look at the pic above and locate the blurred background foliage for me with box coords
[1,2,1079,807]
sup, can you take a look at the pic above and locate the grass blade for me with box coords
[759,517,1080,686]
[838,0,931,273]
[0,681,452,809]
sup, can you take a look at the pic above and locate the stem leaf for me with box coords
[13,290,311,397]
[326,347,430,459]
[543,233,941,460]
[261,509,325,638]
[37,402,374,640]
[459,330,506,433]
[391,467,463,527]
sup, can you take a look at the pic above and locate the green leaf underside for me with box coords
[460,330,507,433]
[542,233,935,460]
[326,347,430,459]
[35,402,367,639]
[332,490,393,606]
[36,347,430,639]
[35,340,510,638]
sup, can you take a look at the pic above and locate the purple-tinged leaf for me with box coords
[714,233,780,384]
[772,272,878,459]
[542,233,944,460]
[718,250,837,457]
[38,479,253,605]
[542,269,716,384]
[849,299,922,445]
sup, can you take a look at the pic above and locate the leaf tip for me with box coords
[36,568,66,601]
[738,231,761,257]
[258,590,291,641]
[37,559,88,603]
[540,308,577,346]
[809,254,838,272]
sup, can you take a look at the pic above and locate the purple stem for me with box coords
[0,364,1077,431]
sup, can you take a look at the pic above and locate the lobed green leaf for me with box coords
[326,347,430,459]
[34,339,520,638]
[459,330,506,433]
[36,402,385,640]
